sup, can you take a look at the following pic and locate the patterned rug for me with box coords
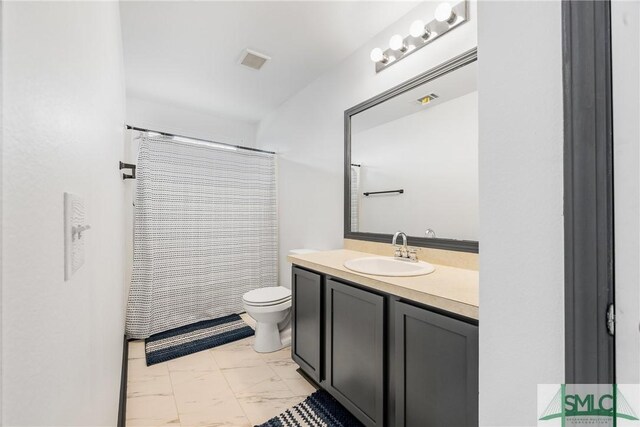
[257,389,364,427]
[145,313,254,366]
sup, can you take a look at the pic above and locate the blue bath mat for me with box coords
[257,389,364,427]
[145,313,254,366]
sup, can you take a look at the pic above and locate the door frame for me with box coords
[562,0,615,384]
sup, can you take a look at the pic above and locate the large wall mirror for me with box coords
[344,48,478,252]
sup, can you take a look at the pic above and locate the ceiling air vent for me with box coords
[239,49,270,71]
[417,93,439,105]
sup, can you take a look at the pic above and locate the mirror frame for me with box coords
[344,47,479,253]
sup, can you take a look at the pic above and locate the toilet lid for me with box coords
[243,286,291,306]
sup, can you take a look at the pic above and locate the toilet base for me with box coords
[254,321,287,353]
[243,295,292,354]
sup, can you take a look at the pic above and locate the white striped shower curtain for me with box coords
[351,165,361,232]
[126,135,277,339]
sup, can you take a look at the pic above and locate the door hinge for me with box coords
[606,303,615,336]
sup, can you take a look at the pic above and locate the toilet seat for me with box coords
[243,286,291,307]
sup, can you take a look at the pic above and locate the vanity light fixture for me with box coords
[369,47,388,64]
[409,19,431,40]
[369,0,468,73]
[434,2,457,24]
[389,34,407,52]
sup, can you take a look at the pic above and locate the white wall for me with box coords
[0,1,3,422]
[256,1,478,287]
[477,1,564,425]
[122,133,140,318]
[2,2,126,425]
[612,0,640,384]
[353,91,478,240]
[127,97,258,147]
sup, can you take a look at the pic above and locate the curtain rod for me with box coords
[125,125,276,155]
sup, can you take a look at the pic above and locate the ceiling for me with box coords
[120,1,420,124]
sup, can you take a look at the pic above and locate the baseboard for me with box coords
[117,334,129,427]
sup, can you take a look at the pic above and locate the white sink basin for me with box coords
[344,256,435,277]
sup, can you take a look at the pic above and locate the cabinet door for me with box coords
[291,267,322,382]
[325,278,385,427]
[395,301,479,427]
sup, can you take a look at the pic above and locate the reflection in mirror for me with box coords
[350,60,478,242]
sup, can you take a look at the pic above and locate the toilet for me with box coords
[242,249,317,353]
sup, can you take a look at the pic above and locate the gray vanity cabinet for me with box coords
[395,301,479,427]
[325,278,385,427]
[290,264,479,427]
[291,267,323,382]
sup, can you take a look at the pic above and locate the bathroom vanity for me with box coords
[296,49,481,426]
[288,249,479,427]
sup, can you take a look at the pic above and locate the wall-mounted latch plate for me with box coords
[64,192,87,280]
[606,303,615,336]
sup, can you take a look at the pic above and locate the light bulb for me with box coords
[409,20,426,38]
[370,47,385,63]
[389,34,406,51]
[435,2,456,23]
[370,48,389,64]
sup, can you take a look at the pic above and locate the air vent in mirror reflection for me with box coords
[417,93,439,105]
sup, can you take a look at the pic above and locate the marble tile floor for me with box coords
[126,318,317,427]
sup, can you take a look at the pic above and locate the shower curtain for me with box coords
[126,135,277,339]
[351,165,361,232]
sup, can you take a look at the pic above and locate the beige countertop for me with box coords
[288,249,479,320]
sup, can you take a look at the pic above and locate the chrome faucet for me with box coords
[392,230,407,246]
[425,228,436,238]
[392,231,418,262]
